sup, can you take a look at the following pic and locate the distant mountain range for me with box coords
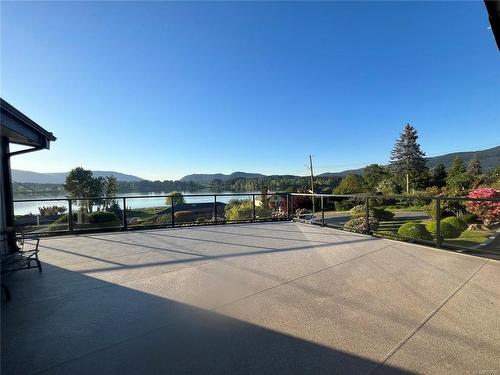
[426,146,499,171]
[317,145,500,178]
[180,146,500,182]
[11,170,144,184]
[11,145,500,184]
[179,172,266,183]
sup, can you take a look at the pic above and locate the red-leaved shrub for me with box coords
[465,188,500,226]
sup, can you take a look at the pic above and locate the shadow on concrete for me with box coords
[68,233,380,274]
[1,263,414,375]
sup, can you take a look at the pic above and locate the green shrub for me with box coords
[458,213,477,224]
[48,213,69,232]
[51,213,69,225]
[174,211,195,223]
[424,201,453,220]
[372,207,395,221]
[349,205,366,216]
[442,216,467,231]
[335,198,362,211]
[50,212,89,225]
[398,223,432,241]
[90,211,119,224]
[424,202,439,219]
[232,206,253,220]
[225,199,254,221]
[107,201,123,220]
[350,205,394,220]
[424,199,467,220]
[424,221,437,235]
[48,212,91,231]
[257,207,272,218]
[344,217,379,232]
[425,221,461,239]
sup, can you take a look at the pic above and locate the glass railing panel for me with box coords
[222,194,254,223]
[72,198,123,231]
[329,196,368,233]
[173,194,217,226]
[255,192,287,221]
[440,197,498,253]
[14,199,70,234]
[291,194,314,221]
[370,196,433,245]
[125,195,171,228]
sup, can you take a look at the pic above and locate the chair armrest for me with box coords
[19,238,40,254]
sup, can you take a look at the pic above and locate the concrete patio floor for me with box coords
[1,222,499,374]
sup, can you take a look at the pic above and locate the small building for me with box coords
[1,99,56,255]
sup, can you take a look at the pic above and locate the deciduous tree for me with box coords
[166,191,185,206]
[335,174,364,194]
[363,164,388,192]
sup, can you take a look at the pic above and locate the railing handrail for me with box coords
[11,191,499,256]
[13,191,289,203]
[289,193,500,202]
[13,192,500,203]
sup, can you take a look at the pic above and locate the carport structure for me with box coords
[2,222,499,374]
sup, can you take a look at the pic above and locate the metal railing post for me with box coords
[122,197,127,230]
[365,197,370,235]
[286,194,290,220]
[436,198,441,248]
[214,195,218,224]
[68,199,74,233]
[252,194,256,222]
[321,196,325,227]
[171,197,175,228]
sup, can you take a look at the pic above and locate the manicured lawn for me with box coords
[126,207,164,219]
[377,217,495,249]
[376,218,423,237]
[444,230,495,248]
[384,206,427,212]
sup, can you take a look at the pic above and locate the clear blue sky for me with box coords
[2,1,499,180]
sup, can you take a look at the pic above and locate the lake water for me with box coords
[13,191,262,216]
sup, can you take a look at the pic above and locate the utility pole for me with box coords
[308,155,315,213]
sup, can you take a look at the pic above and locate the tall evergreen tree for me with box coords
[467,155,486,188]
[446,157,469,193]
[430,163,447,188]
[466,154,482,180]
[490,166,500,189]
[389,123,427,194]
